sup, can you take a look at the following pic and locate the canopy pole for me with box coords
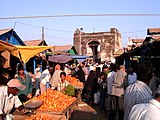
[33,58,36,74]
[40,61,42,72]
[24,64,26,71]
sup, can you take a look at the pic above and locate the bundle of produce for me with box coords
[25,114,52,120]
[27,89,77,112]
[62,84,75,96]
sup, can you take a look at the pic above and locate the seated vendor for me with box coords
[57,72,69,92]
[0,79,31,120]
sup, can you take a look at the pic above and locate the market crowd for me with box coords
[0,59,160,120]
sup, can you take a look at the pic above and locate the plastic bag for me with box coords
[94,91,100,104]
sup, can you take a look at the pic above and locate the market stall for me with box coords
[13,89,78,120]
[36,99,78,120]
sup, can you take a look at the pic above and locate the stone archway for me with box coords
[88,41,100,62]
[73,28,122,62]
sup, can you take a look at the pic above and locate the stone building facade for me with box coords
[73,28,122,62]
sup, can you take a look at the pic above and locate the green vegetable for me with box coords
[63,85,75,96]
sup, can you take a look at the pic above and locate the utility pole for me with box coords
[42,26,45,45]
[79,28,83,55]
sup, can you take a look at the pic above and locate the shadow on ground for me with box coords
[71,102,109,120]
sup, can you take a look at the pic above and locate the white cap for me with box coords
[7,79,26,90]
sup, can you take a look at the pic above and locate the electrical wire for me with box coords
[45,34,72,39]
[0,13,160,20]
[16,21,41,28]
[15,21,73,33]
[15,21,149,34]
[45,27,72,33]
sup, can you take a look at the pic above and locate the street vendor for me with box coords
[15,65,32,102]
[0,79,31,120]
[57,72,69,92]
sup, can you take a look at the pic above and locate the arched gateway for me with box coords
[73,28,122,62]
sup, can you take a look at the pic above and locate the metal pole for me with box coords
[79,28,83,55]
[79,31,81,55]
[42,26,44,40]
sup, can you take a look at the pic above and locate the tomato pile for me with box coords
[65,76,83,87]
[28,89,77,112]
[25,114,52,120]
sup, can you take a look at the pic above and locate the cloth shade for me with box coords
[0,40,54,64]
[0,40,19,57]
[15,46,54,64]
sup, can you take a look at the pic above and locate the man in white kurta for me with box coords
[128,99,160,120]
[0,86,22,115]
[0,79,30,120]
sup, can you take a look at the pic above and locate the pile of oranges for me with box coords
[65,76,78,83]
[71,81,84,87]
[25,114,52,120]
[65,76,84,87]
[29,89,77,112]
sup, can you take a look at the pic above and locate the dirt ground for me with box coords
[71,102,109,120]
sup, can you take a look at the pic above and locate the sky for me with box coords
[0,0,160,47]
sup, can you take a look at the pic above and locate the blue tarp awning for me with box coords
[70,55,92,59]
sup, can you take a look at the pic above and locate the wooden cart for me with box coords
[37,99,78,120]
[13,99,78,120]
